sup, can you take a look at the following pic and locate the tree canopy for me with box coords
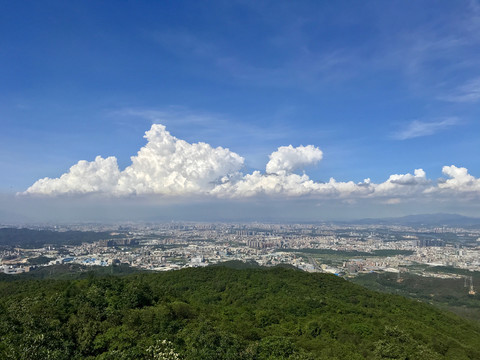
[1,265,479,359]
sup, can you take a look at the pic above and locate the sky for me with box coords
[1,0,480,223]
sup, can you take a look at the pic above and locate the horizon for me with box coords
[2,211,480,228]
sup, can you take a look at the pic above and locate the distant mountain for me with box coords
[351,213,480,227]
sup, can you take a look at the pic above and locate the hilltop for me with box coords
[1,265,480,359]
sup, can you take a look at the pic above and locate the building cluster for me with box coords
[2,222,480,278]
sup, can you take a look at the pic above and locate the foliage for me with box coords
[0,264,143,281]
[0,228,125,248]
[280,248,414,258]
[27,255,54,265]
[352,271,480,323]
[210,260,264,270]
[1,266,480,359]
[370,250,414,257]
[279,248,371,257]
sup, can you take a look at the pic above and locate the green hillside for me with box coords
[352,271,480,323]
[0,228,125,248]
[1,266,480,359]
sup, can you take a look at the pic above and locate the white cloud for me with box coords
[266,145,323,174]
[24,124,244,196]
[22,123,480,202]
[213,168,427,199]
[24,156,121,195]
[442,77,480,103]
[374,169,429,197]
[213,172,372,198]
[389,169,428,185]
[383,198,402,205]
[436,165,480,192]
[116,124,244,195]
[393,118,458,140]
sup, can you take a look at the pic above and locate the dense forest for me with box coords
[0,228,124,248]
[352,270,480,323]
[1,264,480,359]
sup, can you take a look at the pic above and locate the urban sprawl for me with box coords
[2,223,480,285]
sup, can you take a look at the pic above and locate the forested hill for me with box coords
[0,228,124,248]
[1,266,480,359]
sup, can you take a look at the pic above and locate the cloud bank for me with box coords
[23,124,480,201]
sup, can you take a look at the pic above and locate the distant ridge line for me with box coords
[347,213,480,227]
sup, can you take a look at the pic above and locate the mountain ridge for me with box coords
[1,265,480,359]
[346,213,480,227]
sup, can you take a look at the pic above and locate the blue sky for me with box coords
[1,1,480,222]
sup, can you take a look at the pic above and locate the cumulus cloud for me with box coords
[435,165,480,193]
[24,156,121,195]
[23,123,480,201]
[24,124,244,196]
[373,169,430,197]
[266,145,323,174]
[116,124,244,195]
[213,173,373,198]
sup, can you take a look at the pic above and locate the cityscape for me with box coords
[3,221,479,288]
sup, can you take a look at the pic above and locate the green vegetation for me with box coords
[279,248,413,258]
[27,255,54,265]
[352,271,480,323]
[1,265,480,359]
[0,264,143,281]
[0,228,125,248]
[279,248,371,257]
[153,244,189,250]
[371,250,414,257]
[426,266,479,276]
[210,260,266,270]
